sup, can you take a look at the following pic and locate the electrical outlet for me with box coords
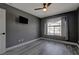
[22,39,24,42]
[18,40,21,42]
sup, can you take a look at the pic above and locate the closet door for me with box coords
[0,8,6,54]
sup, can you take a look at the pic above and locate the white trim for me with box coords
[6,38,40,51]
[40,37,78,46]
[76,44,79,48]
[41,37,79,49]
[5,37,79,52]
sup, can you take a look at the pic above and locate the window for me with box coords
[47,19,61,36]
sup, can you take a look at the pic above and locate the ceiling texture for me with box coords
[7,3,79,18]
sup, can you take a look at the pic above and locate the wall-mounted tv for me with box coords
[19,16,28,24]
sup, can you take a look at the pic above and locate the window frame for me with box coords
[46,18,62,36]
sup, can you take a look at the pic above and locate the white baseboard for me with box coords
[76,44,79,48]
[41,37,79,49]
[40,37,78,46]
[6,38,40,51]
[6,37,79,52]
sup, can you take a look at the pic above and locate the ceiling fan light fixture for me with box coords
[43,8,47,11]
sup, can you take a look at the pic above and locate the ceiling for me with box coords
[7,3,79,18]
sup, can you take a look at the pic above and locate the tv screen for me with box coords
[19,16,28,24]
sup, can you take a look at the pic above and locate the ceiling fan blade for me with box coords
[34,8,43,10]
[43,3,47,8]
[47,3,52,7]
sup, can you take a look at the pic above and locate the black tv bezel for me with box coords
[19,16,28,24]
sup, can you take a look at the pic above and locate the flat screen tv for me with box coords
[19,16,28,24]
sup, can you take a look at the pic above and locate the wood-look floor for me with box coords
[2,40,79,55]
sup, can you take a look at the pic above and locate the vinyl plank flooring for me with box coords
[2,40,79,55]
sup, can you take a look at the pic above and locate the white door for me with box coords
[0,8,6,54]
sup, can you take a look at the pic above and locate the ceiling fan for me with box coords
[34,3,52,11]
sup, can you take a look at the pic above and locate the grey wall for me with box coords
[41,11,78,43]
[0,4,40,48]
[67,11,78,42]
[78,8,79,43]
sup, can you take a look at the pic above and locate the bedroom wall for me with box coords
[0,4,40,48]
[41,11,78,43]
[78,8,79,43]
